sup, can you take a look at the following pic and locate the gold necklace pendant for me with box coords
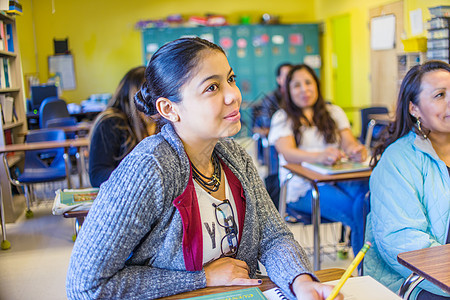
[212,174,220,184]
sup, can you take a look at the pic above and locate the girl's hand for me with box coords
[317,147,345,165]
[204,257,262,286]
[292,274,344,300]
[346,144,367,163]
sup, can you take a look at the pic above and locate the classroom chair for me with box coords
[267,146,347,260]
[359,106,389,148]
[39,97,70,129]
[2,129,67,218]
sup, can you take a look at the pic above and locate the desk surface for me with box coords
[284,163,372,183]
[397,244,450,293]
[0,138,89,153]
[19,123,92,136]
[160,268,346,299]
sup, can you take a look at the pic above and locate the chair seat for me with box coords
[285,206,337,225]
[18,168,66,183]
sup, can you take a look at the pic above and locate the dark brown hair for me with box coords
[371,60,450,167]
[283,64,338,145]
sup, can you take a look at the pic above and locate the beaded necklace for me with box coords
[191,152,221,194]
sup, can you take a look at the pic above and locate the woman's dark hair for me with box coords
[371,60,450,167]
[134,37,225,124]
[283,64,338,145]
[91,66,153,160]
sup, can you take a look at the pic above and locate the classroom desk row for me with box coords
[0,137,90,249]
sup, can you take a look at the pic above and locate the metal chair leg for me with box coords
[399,273,424,299]
[24,185,33,218]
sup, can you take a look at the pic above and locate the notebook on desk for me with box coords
[263,276,400,300]
[301,160,371,175]
[52,188,99,215]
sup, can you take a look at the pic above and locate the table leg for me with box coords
[311,182,321,271]
[80,146,87,187]
[399,273,424,299]
[63,149,72,189]
[278,172,293,219]
[75,146,82,188]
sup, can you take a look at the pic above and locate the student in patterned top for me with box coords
[66,38,343,300]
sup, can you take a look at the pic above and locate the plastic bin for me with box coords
[401,38,427,52]
[429,6,450,18]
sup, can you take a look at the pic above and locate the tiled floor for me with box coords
[0,138,355,299]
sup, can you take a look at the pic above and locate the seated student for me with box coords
[66,38,343,300]
[254,63,293,136]
[88,66,157,187]
[268,64,369,256]
[364,60,450,299]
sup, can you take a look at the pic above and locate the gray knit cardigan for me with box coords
[66,123,315,299]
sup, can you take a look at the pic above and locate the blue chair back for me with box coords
[46,117,78,156]
[18,129,67,183]
[359,106,389,145]
[39,98,70,129]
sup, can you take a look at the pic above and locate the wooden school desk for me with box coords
[20,122,93,138]
[160,268,346,299]
[279,163,372,271]
[0,138,90,189]
[0,138,89,249]
[398,244,450,298]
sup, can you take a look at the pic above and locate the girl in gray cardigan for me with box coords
[66,37,342,300]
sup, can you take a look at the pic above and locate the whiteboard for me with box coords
[48,54,76,90]
[370,14,396,50]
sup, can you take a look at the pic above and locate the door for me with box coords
[331,14,351,110]
[369,1,404,110]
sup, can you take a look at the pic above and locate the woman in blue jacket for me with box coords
[364,60,450,299]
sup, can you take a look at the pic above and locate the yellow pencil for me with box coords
[325,242,372,300]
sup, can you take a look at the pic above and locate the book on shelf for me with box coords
[0,58,4,88]
[301,159,371,175]
[52,188,99,215]
[0,20,4,51]
[0,94,13,123]
[185,287,267,300]
[5,23,13,52]
[2,57,11,87]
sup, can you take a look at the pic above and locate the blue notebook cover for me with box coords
[185,287,267,300]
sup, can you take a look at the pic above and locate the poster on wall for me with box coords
[48,54,76,90]
[370,14,396,50]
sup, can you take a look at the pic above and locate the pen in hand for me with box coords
[325,242,372,300]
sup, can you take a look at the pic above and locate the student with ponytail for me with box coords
[66,37,342,300]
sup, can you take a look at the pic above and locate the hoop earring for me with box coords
[416,117,428,139]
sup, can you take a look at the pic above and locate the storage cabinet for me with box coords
[396,52,426,92]
[0,12,27,222]
[427,6,450,63]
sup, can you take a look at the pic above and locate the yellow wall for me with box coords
[315,0,446,134]
[14,0,449,111]
[15,0,316,102]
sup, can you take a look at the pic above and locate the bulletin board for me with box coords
[48,54,76,90]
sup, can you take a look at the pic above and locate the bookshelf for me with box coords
[396,52,426,94]
[0,11,27,222]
